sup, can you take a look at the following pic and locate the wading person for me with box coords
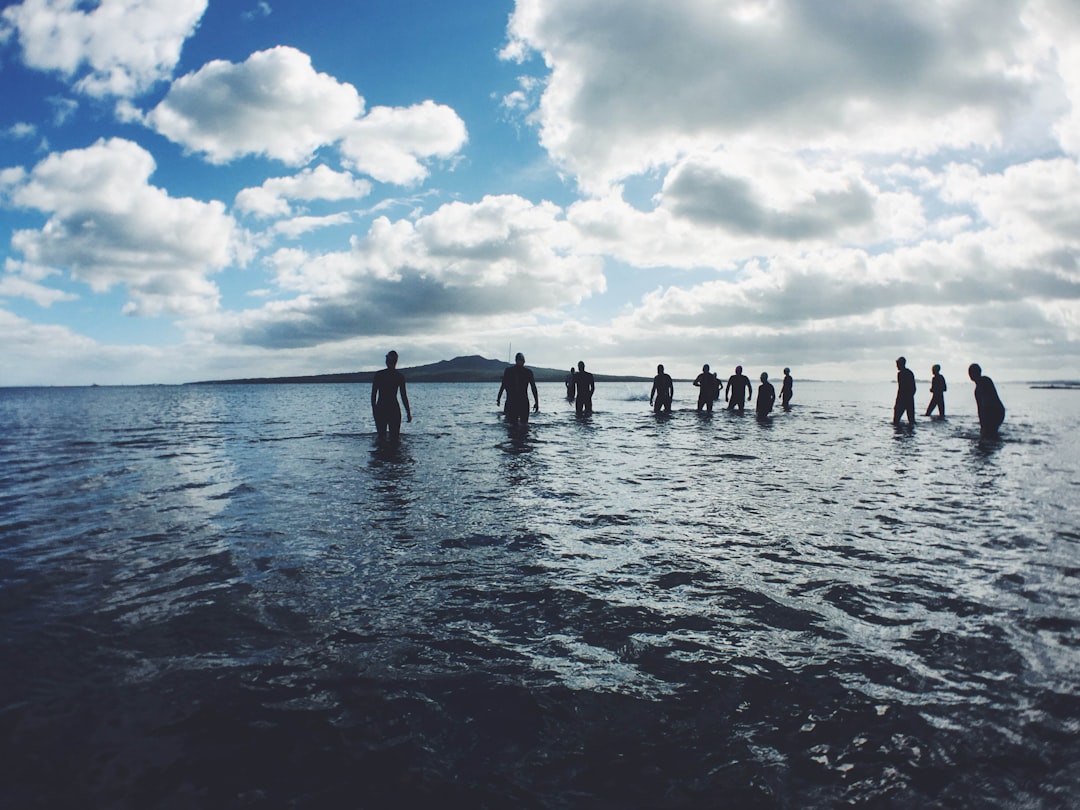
[780,367,793,409]
[925,364,947,417]
[371,350,412,440]
[725,365,753,412]
[650,364,674,414]
[497,352,539,425]
[968,363,1005,437]
[573,361,595,415]
[893,356,916,426]
[756,372,775,418]
[693,364,718,412]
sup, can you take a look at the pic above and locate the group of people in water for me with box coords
[892,356,1006,436]
[370,350,1006,440]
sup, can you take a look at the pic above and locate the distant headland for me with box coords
[186,355,652,386]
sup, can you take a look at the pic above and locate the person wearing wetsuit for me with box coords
[925,364,947,417]
[693,364,718,412]
[780,368,793,409]
[756,372,776,418]
[565,368,576,401]
[573,361,595,415]
[650,364,674,413]
[497,352,539,424]
[371,350,412,440]
[725,365,753,412]
[893,356,916,425]
[969,363,1005,437]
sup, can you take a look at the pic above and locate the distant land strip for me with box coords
[186,355,652,386]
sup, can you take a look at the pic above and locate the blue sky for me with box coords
[2,0,1079,385]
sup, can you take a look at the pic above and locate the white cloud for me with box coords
[0,260,78,306]
[234,165,371,218]
[199,194,604,348]
[271,212,353,239]
[339,100,468,184]
[1,0,207,98]
[7,137,239,316]
[148,46,364,165]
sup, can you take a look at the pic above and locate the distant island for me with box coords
[187,355,652,386]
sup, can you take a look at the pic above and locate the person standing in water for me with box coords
[780,368,793,409]
[756,372,776,418]
[893,356,917,425]
[725,365,753,412]
[573,361,595,415]
[968,363,1005,436]
[565,368,576,401]
[650,364,674,413]
[371,350,412,440]
[498,352,539,424]
[925,364,947,417]
[693,364,718,412]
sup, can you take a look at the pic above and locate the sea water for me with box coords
[1,381,1078,807]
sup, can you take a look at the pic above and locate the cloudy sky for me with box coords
[2,0,1079,385]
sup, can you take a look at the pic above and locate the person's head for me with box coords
[657,364,664,373]
[578,361,585,371]
[932,364,941,374]
[784,367,790,375]
[760,371,768,382]
[385,350,398,369]
[896,356,907,369]
[515,352,525,366]
[968,363,982,381]
[735,365,743,374]
[702,363,710,372]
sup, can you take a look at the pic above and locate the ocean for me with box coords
[1,380,1078,808]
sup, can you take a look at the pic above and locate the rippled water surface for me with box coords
[2,381,1078,807]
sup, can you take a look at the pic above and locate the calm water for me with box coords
[1,381,1078,808]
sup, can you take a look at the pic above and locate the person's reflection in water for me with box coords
[498,352,539,425]
[893,356,916,426]
[573,361,595,415]
[925,364,947,417]
[756,372,776,419]
[780,367,793,410]
[650,364,674,414]
[969,363,1005,437]
[371,350,412,442]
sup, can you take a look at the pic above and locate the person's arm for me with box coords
[400,380,412,422]
[371,378,378,411]
[650,380,656,404]
[748,379,753,401]
[530,377,539,411]
[725,378,730,401]
[589,377,595,397]
[497,378,506,405]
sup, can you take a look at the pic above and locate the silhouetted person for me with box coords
[565,368,575,401]
[756,372,776,418]
[893,356,916,425]
[693,364,718,412]
[498,352,539,424]
[725,365,753,412]
[968,363,1005,436]
[573,361,595,415]
[925,364,947,417]
[650,364,674,413]
[371,350,412,440]
[780,367,793,409]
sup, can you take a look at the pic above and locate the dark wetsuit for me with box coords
[725,373,752,412]
[926,373,946,417]
[651,373,674,413]
[974,376,1005,436]
[694,373,718,412]
[500,365,537,424]
[574,371,595,415]
[780,374,793,408]
[756,381,776,418]
[372,368,408,438]
[894,368,916,424]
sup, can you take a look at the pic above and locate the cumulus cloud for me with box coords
[201,194,604,348]
[1,0,207,97]
[147,46,468,182]
[502,0,1068,191]
[6,137,239,316]
[235,165,372,218]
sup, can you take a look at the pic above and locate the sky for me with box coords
[1,0,1079,385]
